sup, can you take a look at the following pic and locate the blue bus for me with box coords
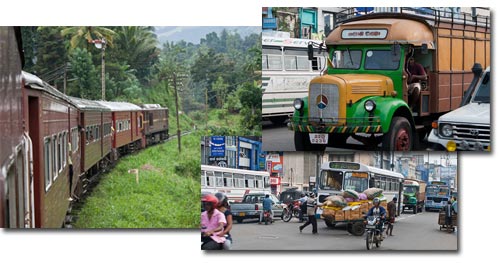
[425,181,451,211]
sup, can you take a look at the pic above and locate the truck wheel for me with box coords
[325,219,336,228]
[383,117,413,151]
[294,132,327,151]
[236,218,243,223]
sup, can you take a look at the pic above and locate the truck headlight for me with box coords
[364,100,376,112]
[440,124,453,137]
[293,99,304,110]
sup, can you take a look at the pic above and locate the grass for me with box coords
[72,133,201,229]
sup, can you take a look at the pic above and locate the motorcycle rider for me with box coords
[259,194,275,224]
[366,197,387,238]
[215,192,233,250]
[201,194,226,250]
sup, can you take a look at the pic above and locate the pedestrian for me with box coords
[298,193,308,222]
[201,194,226,250]
[215,192,233,250]
[386,197,397,236]
[67,142,74,201]
[451,197,458,214]
[259,194,274,224]
[299,192,320,234]
[442,200,454,232]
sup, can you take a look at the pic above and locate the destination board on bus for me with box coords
[352,172,368,178]
[329,162,360,170]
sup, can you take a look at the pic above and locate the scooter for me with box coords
[364,216,385,250]
[263,210,273,225]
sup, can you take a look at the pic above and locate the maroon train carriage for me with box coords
[0,27,34,228]
[140,104,169,146]
[22,72,79,228]
[68,96,112,194]
[96,101,143,158]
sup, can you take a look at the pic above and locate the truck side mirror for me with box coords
[308,43,314,61]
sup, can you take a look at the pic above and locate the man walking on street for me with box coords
[299,192,320,234]
[386,197,397,236]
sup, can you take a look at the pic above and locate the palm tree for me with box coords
[60,26,116,50]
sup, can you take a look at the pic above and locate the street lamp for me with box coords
[90,38,106,100]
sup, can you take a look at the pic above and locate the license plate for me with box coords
[239,212,245,216]
[309,133,328,144]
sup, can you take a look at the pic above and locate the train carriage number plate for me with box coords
[309,133,328,144]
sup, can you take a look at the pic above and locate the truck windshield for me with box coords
[404,186,417,194]
[471,71,490,103]
[332,49,362,69]
[365,50,400,70]
[319,170,343,191]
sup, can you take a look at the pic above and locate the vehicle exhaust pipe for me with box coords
[461,63,483,106]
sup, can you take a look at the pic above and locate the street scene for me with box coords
[262,7,490,152]
[231,211,457,250]
[201,135,458,250]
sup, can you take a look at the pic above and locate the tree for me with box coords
[61,26,116,50]
[212,76,228,108]
[67,48,100,99]
[237,81,262,132]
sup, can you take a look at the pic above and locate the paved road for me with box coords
[262,121,433,152]
[230,210,457,251]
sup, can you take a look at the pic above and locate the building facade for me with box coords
[201,136,264,171]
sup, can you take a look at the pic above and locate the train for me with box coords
[0,27,169,228]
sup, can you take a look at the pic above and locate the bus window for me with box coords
[215,171,223,187]
[201,171,206,186]
[320,170,343,191]
[380,179,386,190]
[263,48,282,70]
[333,49,362,69]
[255,176,262,189]
[365,50,400,70]
[284,49,309,71]
[223,172,233,187]
[234,173,244,188]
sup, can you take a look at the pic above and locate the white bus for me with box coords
[316,161,404,203]
[262,36,327,125]
[201,165,271,202]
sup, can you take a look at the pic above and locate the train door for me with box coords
[28,96,42,227]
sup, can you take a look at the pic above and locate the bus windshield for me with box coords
[319,170,343,191]
[343,172,368,192]
[427,186,449,196]
[404,186,417,194]
[365,50,400,70]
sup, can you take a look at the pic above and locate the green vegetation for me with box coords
[72,133,200,228]
[21,26,261,136]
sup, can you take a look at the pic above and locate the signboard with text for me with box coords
[210,136,225,157]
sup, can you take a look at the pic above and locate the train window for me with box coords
[96,126,100,140]
[149,113,154,126]
[58,134,63,173]
[44,137,51,191]
[128,120,131,130]
[53,135,58,180]
[118,122,123,132]
[72,127,79,152]
[85,127,89,144]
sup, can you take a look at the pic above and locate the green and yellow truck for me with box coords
[402,179,426,214]
[289,10,490,151]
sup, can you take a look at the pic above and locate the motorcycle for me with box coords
[364,216,385,250]
[201,232,223,250]
[282,199,305,222]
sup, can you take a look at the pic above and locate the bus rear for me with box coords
[425,183,450,211]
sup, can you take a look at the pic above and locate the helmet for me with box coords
[215,192,228,206]
[202,194,219,206]
[309,192,315,197]
[373,197,380,204]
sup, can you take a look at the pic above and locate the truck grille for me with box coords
[441,122,490,150]
[308,83,339,123]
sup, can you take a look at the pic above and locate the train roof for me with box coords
[68,96,111,112]
[22,71,76,106]
[140,104,168,110]
[96,101,142,111]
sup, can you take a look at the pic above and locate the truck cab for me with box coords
[288,11,490,151]
[427,66,490,151]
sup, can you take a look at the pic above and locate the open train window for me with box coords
[44,137,52,191]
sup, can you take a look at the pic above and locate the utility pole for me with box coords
[172,73,182,153]
[205,83,208,129]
